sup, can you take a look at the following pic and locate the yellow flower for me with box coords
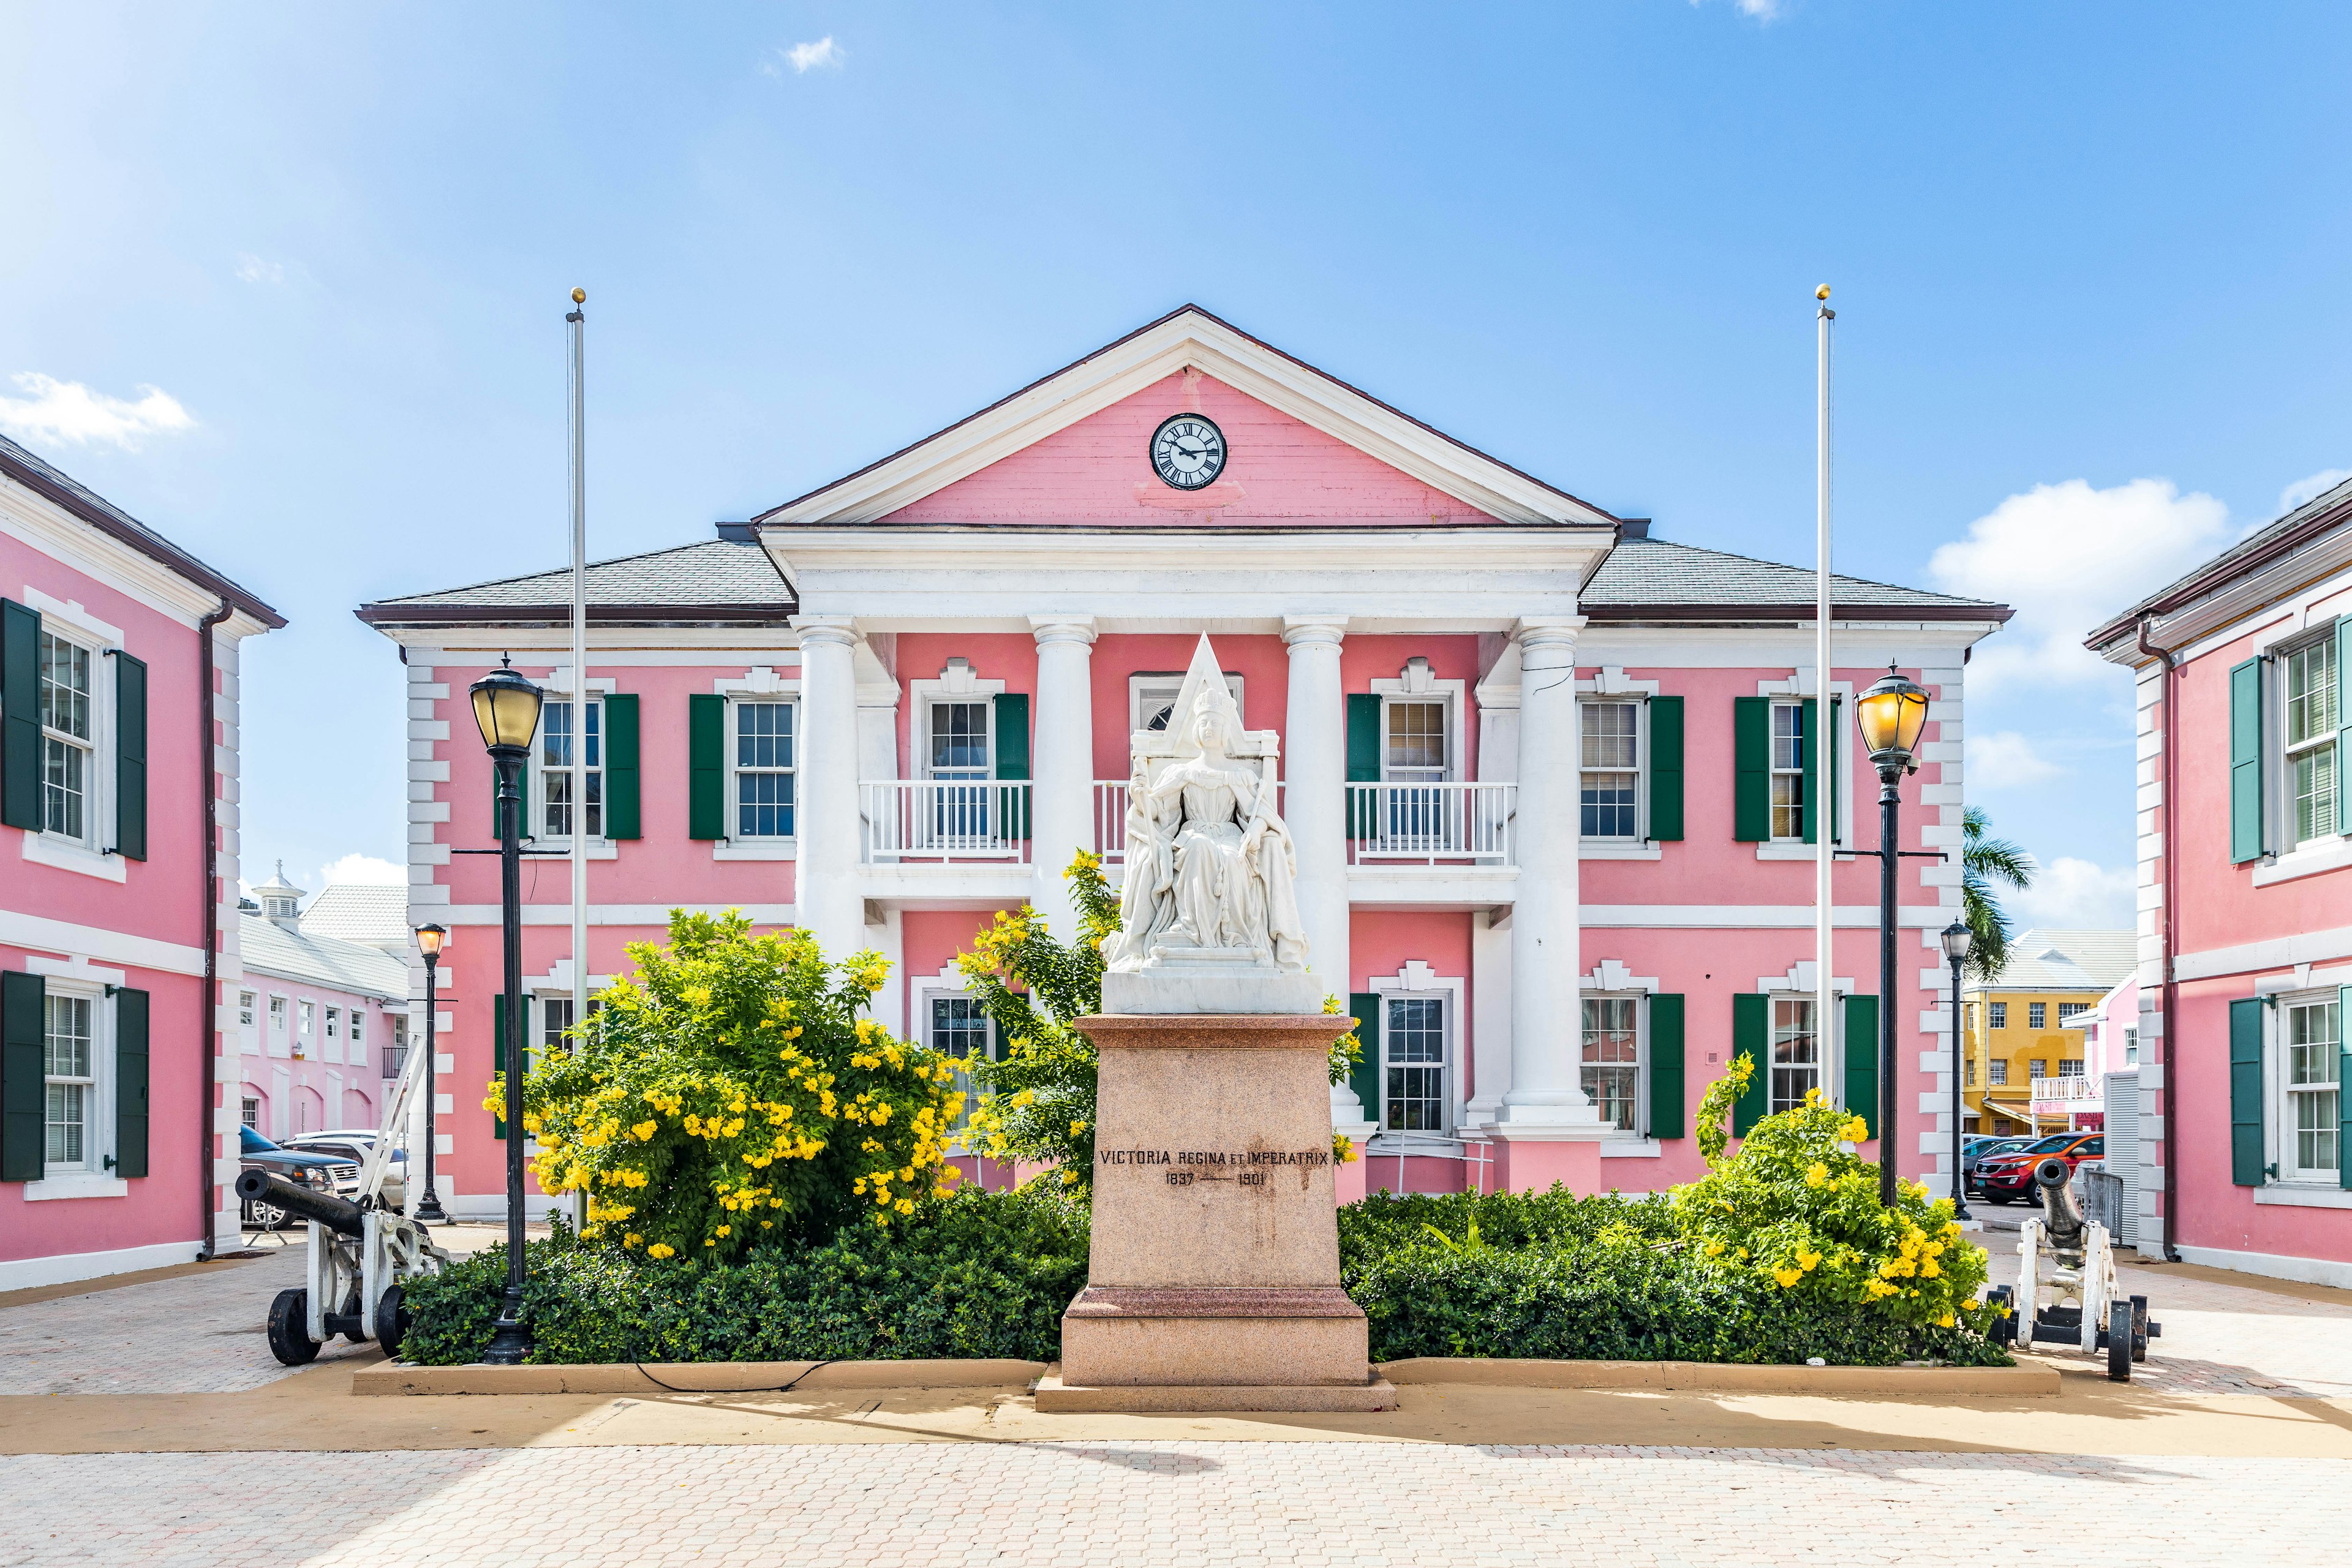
[1841,1115,1869,1143]
[647,1243,675,1259]
[631,1120,657,1141]
[715,1224,731,1238]
[1796,1249,1822,1272]
[1070,1120,1088,1136]
[1773,1266,1803,1289]
[1937,1313,1957,1328]
[623,1232,642,1248]
[1804,1161,1829,1188]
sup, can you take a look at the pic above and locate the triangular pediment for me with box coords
[755,306,1616,529]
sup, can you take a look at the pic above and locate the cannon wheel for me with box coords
[377,1285,409,1361]
[2130,1294,2150,1363]
[2106,1300,2133,1382]
[266,1287,320,1367]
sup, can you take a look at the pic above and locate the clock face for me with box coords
[1151,414,1227,491]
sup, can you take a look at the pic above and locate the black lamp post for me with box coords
[1855,662,1930,1208]
[470,659,543,1365]
[412,923,449,1223]
[1940,919,1974,1222]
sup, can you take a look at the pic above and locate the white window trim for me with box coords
[1130,669,1245,737]
[1369,660,1466,783]
[18,592,121,881]
[1368,962,1467,1142]
[2272,627,2342,859]
[1757,962,1854,1114]
[2269,988,2343,1188]
[712,670,801,860]
[266,993,292,1060]
[908,660,1006,782]
[1575,695,1648,846]
[1580,958,1659,1145]
[25,970,115,1192]
[1751,676,1855,858]
[913,964,993,1150]
[527,678,617,851]
[295,998,315,1060]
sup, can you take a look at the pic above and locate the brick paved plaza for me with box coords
[4,1235,2352,1566]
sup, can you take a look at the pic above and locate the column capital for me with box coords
[794,616,858,650]
[1512,615,1588,650]
[1027,614,1099,647]
[1281,616,1349,649]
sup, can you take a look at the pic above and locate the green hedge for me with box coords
[399,1188,1089,1366]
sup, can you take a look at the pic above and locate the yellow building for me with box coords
[1961,929,2135,1137]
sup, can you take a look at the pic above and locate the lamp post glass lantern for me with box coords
[412,923,449,1224]
[469,661,543,1365]
[1940,919,1973,1221]
[1855,663,1929,1207]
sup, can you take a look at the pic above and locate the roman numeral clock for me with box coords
[1151,413,1227,491]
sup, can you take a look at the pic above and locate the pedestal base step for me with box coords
[1031,1372,1399,1414]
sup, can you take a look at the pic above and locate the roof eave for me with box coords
[354,602,796,630]
[1581,602,2011,625]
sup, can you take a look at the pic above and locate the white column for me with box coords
[1499,617,1600,1126]
[1283,617,1368,1128]
[797,618,864,962]
[1028,616,1098,938]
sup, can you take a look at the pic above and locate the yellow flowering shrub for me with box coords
[1672,1055,1993,1333]
[492,910,961,1259]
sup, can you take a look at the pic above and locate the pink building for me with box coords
[233,868,410,1144]
[2089,477,2352,1286]
[357,307,2007,1218]
[0,434,281,1290]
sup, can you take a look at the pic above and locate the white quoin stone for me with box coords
[797,619,864,962]
[1030,616,1098,937]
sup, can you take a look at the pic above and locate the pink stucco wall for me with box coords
[881,374,1499,527]
[233,974,403,1141]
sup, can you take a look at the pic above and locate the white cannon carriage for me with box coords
[1985,1156,2158,1381]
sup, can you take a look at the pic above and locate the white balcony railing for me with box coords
[862,780,1031,863]
[1095,781,1129,864]
[1348,782,1516,865]
[2030,1074,2100,1106]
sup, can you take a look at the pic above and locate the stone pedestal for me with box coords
[1035,1011,1396,1414]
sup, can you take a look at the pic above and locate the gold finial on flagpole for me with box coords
[571,287,586,304]
[1815,284,1831,300]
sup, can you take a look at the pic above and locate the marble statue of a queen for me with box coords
[1105,635,1310,977]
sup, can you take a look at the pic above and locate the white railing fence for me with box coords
[1346,782,1516,865]
[1094,781,1129,863]
[862,780,1032,862]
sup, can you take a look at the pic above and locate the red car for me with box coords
[1968,1131,2105,1205]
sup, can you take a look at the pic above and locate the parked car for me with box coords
[1969,1131,2105,1205]
[237,1125,345,1229]
[284,1130,407,1210]
[1963,1134,2037,1179]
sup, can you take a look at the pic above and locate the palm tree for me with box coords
[1962,806,2034,981]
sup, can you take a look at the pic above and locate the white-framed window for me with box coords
[1383,995,1450,1134]
[1131,672,1243,735]
[2029,1058,2048,1079]
[1383,699,1449,786]
[1578,701,1642,840]
[2282,634,2339,850]
[533,698,603,841]
[1769,996,1819,1113]
[325,1005,341,1040]
[240,1097,260,1130]
[924,992,992,1133]
[1580,995,1642,1132]
[2058,1003,2088,1024]
[39,628,97,845]
[1989,1058,2008,1085]
[2029,1002,2047,1029]
[2059,1059,2084,1077]
[296,1000,314,1057]
[1989,1001,2008,1030]
[926,699,990,782]
[238,991,256,1028]
[1769,701,1807,841]
[733,699,797,838]
[349,1009,365,1049]
[2282,996,2340,1182]
[1965,1057,1976,1087]
[541,995,600,1058]
[2124,1027,2139,1065]
[43,990,101,1171]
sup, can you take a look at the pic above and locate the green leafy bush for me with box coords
[401,1188,1090,1366]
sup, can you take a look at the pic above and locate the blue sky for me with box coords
[6,1,2349,925]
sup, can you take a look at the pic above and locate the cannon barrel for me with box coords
[2035,1157,2084,1244]
[236,1168,366,1238]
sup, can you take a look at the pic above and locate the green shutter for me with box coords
[2340,986,2352,1191]
[2229,997,2264,1186]
[114,651,147,861]
[1800,698,1820,845]
[115,987,149,1178]
[1345,693,1381,838]
[492,993,509,1140]
[1,600,38,831]
[1828,696,1842,846]
[1733,697,1771,843]
[1349,991,1381,1125]
[2337,619,2352,837]
[603,693,639,840]
[993,693,1030,840]
[1844,993,1880,1140]
[688,693,725,840]
[1731,992,1768,1136]
[1,971,43,1181]
[1648,993,1686,1139]
[2229,656,2264,864]
[1647,696,1684,842]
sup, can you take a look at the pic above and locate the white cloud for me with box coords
[771,36,843,74]
[318,853,406,886]
[2280,467,2351,513]
[2007,856,2136,932]
[235,253,284,285]
[1928,478,2235,693]
[1692,0,1785,18]
[0,372,195,451]
[1966,730,2062,790]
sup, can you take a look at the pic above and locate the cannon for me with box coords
[252,1042,451,1366]
[1984,1157,2158,1381]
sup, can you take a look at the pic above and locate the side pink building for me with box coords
[2089,478,2352,1286]
[0,435,281,1290]
[233,868,411,1144]
[358,308,2007,1219]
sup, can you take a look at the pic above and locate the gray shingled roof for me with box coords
[0,432,283,627]
[240,912,411,1001]
[2089,473,2352,640]
[298,884,415,956]
[364,538,790,614]
[1582,537,1998,612]
[1964,929,2138,995]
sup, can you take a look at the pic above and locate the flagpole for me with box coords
[1814,285,1836,1106]
[566,289,588,1144]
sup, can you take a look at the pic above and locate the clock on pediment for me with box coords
[1150,413,1227,491]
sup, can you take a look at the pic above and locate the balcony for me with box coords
[861,781,1032,864]
[1346,782,1516,866]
